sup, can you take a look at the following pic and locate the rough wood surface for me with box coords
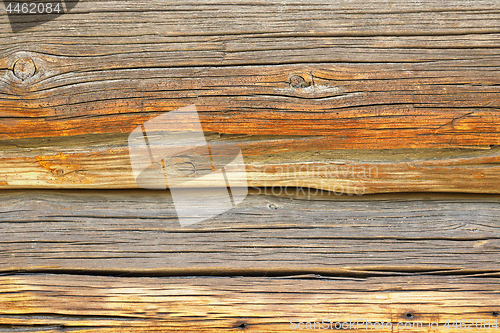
[2,189,500,273]
[2,1,500,331]
[0,0,499,191]
[1,274,500,332]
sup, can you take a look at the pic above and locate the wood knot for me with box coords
[404,312,414,319]
[289,75,309,88]
[235,321,248,330]
[52,169,65,177]
[267,203,279,210]
[13,57,36,81]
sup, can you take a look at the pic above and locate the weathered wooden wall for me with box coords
[1,0,500,332]
[1,190,500,332]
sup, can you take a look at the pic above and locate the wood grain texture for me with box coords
[0,0,499,191]
[1,189,500,273]
[3,137,500,192]
[1,274,500,332]
[1,2,500,330]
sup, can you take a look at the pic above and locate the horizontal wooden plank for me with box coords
[3,134,500,192]
[1,0,500,191]
[1,190,500,272]
[1,274,500,332]
[2,1,500,38]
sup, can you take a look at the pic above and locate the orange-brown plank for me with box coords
[0,0,499,191]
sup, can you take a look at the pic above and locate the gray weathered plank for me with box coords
[1,190,499,272]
